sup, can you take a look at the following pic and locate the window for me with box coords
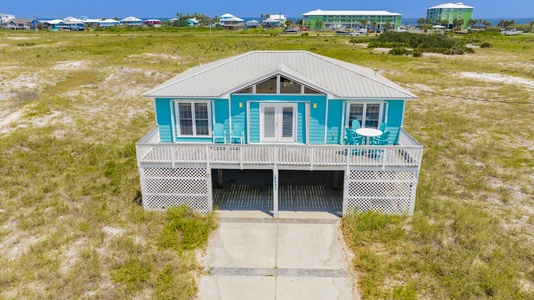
[347,103,382,129]
[175,102,210,136]
[280,77,302,94]
[232,75,323,95]
[256,76,277,93]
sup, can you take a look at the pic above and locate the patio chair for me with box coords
[212,123,227,144]
[351,119,361,130]
[378,122,387,133]
[230,123,244,144]
[344,127,362,145]
[371,131,390,145]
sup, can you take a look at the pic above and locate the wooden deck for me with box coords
[136,127,423,171]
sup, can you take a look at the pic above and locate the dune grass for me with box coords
[0,30,533,298]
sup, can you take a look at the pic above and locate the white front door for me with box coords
[260,103,297,143]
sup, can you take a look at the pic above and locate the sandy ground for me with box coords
[460,72,534,89]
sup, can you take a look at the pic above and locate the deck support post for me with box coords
[333,171,339,189]
[217,169,223,187]
[273,168,279,218]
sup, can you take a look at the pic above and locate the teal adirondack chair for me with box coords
[212,123,227,143]
[351,119,361,130]
[344,127,363,145]
[378,122,387,133]
[230,123,244,144]
[371,131,390,146]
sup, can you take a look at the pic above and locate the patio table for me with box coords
[355,128,382,145]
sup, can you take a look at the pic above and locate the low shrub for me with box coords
[413,51,423,57]
[481,42,493,48]
[389,47,409,55]
[301,32,309,36]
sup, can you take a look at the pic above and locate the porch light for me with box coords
[313,103,317,109]
[239,102,243,108]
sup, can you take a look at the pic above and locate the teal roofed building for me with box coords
[137,51,423,217]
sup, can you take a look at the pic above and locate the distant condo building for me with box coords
[302,9,402,31]
[426,2,474,29]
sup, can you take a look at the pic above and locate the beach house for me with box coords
[219,13,244,29]
[136,51,423,217]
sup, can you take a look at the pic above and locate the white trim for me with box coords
[305,102,310,145]
[345,101,384,129]
[384,101,389,124]
[228,98,233,138]
[324,98,329,144]
[260,103,298,143]
[340,102,346,144]
[174,100,213,137]
[170,101,176,143]
[246,101,251,143]
[401,101,405,127]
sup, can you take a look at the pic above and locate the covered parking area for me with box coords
[212,169,343,217]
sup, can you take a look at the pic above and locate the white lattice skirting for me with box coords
[343,169,418,215]
[139,167,212,214]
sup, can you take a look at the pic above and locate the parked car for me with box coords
[349,32,361,36]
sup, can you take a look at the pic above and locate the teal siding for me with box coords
[155,98,173,142]
[308,96,327,144]
[297,102,306,144]
[231,94,326,144]
[385,100,404,144]
[152,96,405,145]
[214,99,230,133]
[249,102,260,143]
[229,97,248,142]
[326,100,343,144]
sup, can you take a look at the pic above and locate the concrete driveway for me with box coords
[199,213,356,300]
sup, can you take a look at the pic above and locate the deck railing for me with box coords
[136,126,423,170]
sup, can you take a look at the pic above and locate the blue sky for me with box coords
[2,0,533,19]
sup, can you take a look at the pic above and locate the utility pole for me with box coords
[279,11,282,35]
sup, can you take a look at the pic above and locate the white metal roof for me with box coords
[63,16,83,22]
[220,13,243,21]
[428,2,474,9]
[120,16,142,22]
[303,9,401,17]
[144,51,417,100]
[44,19,65,25]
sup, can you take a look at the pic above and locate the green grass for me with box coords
[0,30,533,298]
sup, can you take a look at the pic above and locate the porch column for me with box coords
[273,168,279,218]
[333,171,339,189]
[218,169,223,187]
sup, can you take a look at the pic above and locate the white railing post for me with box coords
[381,147,387,170]
[206,145,210,168]
[171,145,176,168]
[310,147,315,171]
[274,146,278,169]
[240,145,243,170]
[346,147,350,169]
[273,168,279,218]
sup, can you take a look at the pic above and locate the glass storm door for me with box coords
[260,103,297,143]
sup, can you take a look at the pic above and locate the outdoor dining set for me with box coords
[344,120,389,146]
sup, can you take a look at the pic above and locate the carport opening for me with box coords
[212,169,343,216]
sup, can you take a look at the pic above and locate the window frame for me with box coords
[173,101,212,137]
[346,102,384,129]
